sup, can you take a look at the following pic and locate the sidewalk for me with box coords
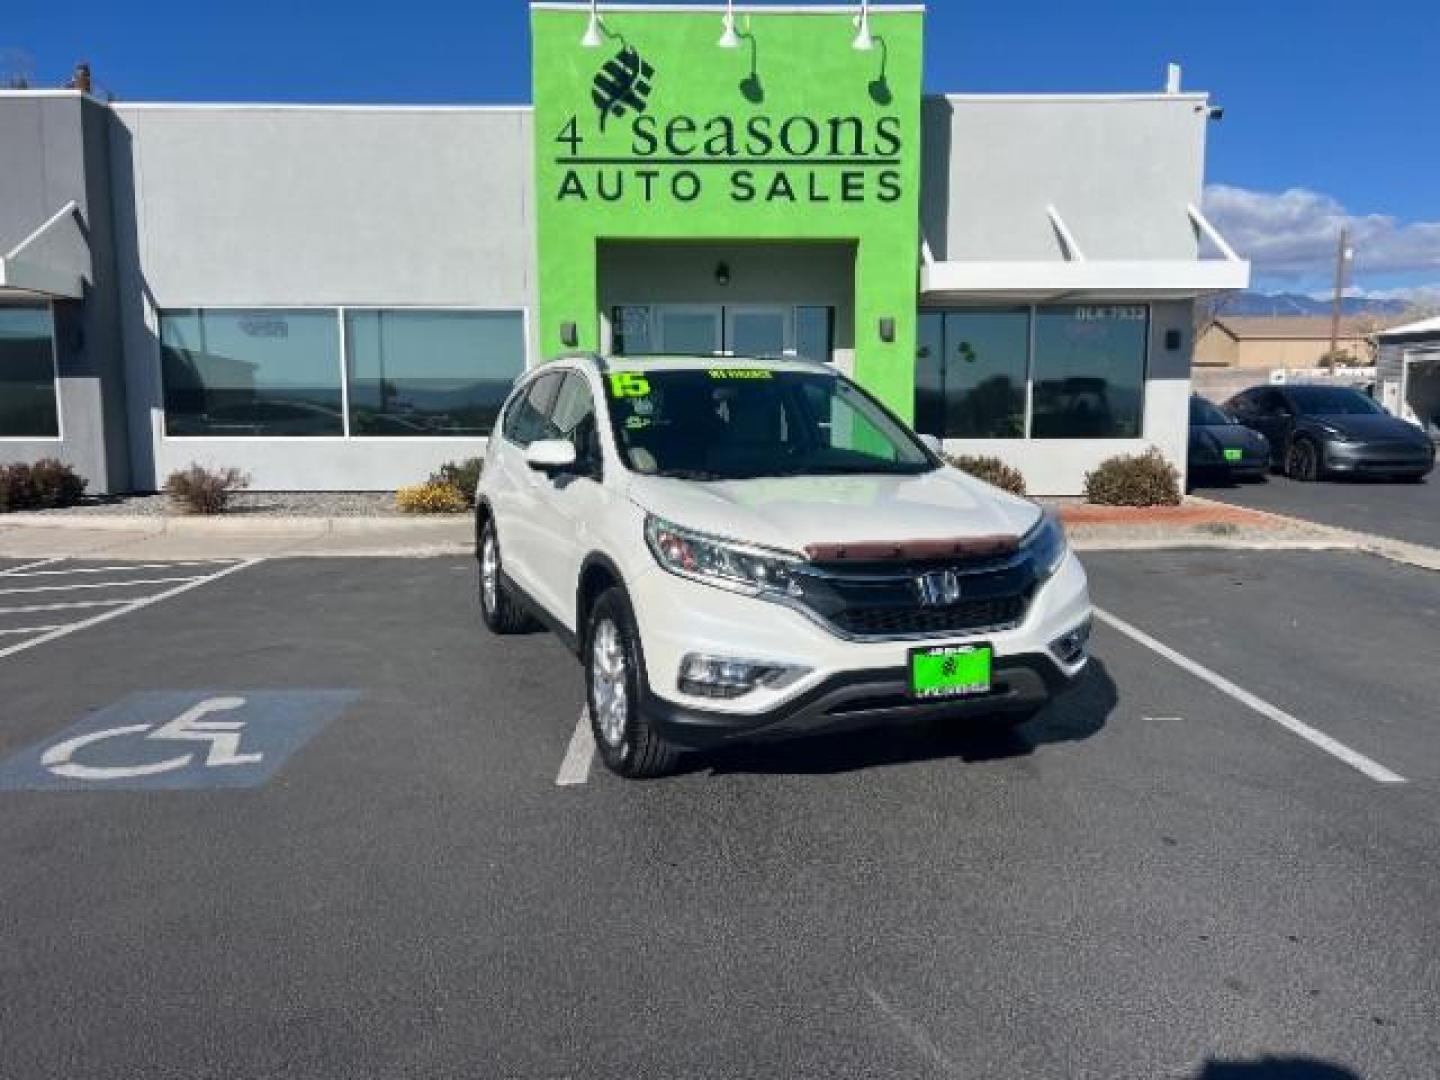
[0,513,472,559]
[2,499,1436,570]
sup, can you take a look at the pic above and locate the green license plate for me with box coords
[1223,448,1244,463]
[909,644,993,699]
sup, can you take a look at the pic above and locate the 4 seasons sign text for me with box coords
[552,44,905,205]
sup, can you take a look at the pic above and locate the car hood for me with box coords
[1193,423,1267,448]
[624,469,1041,556]
[1306,413,1430,443]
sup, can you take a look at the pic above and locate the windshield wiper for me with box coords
[651,468,728,481]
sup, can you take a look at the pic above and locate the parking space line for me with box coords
[0,558,63,578]
[1093,606,1406,785]
[555,708,594,786]
[0,599,133,615]
[2,560,239,578]
[0,625,64,636]
[0,576,203,596]
[0,559,262,661]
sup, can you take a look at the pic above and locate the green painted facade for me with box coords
[531,5,925,417]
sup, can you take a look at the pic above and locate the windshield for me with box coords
[602,366,936,480]
[1288,386,1384,416]
[1190,397,1233,426]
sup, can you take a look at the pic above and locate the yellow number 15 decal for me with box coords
[609,372,651,398]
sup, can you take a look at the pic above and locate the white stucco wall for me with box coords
[108,104,536,490]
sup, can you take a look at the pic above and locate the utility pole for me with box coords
[1327,226,1351,371]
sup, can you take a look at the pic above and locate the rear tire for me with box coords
[585,588,680,779]
[1286,438,1322,482]
[477,518,536,634]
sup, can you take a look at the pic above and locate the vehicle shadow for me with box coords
[1191,1056,1361,1079]
[695,657,1118,776]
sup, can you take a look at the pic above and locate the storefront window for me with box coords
[1031,305,1148,438]
[345,310,524,436]
[794,306,833,363]
[914,309,1028,438]
[160,309,344,436]
[0,305,60,437]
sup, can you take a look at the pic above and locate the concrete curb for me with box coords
[0,512,469,537]
[1184,495,1440,572]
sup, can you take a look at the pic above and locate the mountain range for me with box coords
[1216,291,1411,317]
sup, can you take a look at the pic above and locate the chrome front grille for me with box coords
[791,553,1038,641]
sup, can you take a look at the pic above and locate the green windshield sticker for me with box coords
[707,368,774,381]
[1223,448,1243,463]
[609,372,651,398]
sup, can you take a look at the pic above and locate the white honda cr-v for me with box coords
[477,354,1091,778]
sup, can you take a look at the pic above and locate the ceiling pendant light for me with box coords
[581,0,604,48]
[852,0,874,51]
[718,0,741,49]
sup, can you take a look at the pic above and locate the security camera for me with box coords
[1207,105,1225,121]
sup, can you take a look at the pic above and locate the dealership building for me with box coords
[0,2,1248,495]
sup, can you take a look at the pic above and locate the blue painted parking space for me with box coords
[0,690,359,791]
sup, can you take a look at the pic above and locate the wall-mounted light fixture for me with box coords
[718,0,741,48]
[878,316,895,343]
[581,0,604,48]
[715,262,731,286]
[560,321,579,347]
[852,1,874,51]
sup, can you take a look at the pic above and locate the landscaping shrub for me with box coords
[943,454,1027,497]
[396,480,469,514]
[1082,448,1182,507]
[164,464,250,515]
[428,457,483,509]
[27,458,87,508]
[0,460,87,511]
[0,464,38,512]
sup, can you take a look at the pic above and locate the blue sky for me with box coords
[4,0,1437,300]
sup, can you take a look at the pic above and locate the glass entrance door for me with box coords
[724,306,790,357]
[609,304,833,360]
[654,306,723,355]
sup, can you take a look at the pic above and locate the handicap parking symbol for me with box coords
[0,690,359,791]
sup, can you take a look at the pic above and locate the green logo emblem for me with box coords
[592,46,655,131]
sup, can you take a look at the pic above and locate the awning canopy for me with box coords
[920,204,1250,303]
[0,201,86,300]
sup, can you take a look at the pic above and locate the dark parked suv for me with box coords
[1224,384,1435,482]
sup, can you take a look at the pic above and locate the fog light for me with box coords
[678,654,809,700]
[1049,618,1091,666]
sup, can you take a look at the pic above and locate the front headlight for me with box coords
[645,516,804,598]
[1021,509,1068,581]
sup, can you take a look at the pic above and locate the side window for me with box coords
[1256,389,1288,416]
[501,372,562,448]
[550,372,602,474]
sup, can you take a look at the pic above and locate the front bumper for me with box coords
[626,550,1092,747]
[1322,440,1435,476]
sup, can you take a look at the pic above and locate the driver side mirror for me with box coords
[525,439,577,475]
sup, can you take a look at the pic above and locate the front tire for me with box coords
[1286,438,1322,481]
[477,518,536,634]
[586,588,680,779]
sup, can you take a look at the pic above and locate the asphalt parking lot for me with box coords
[1,550,1437,1078]
[1195,470,1437,548]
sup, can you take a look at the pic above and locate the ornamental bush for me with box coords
[28,458,88,508]
[0,459,87,511]
[943,454,1027,497]
[427,457,484,509]
[396,480,469,515]
[164,464,250,515]
[1083,449,1182,507]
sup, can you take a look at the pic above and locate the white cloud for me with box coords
[1202,184,1440,278]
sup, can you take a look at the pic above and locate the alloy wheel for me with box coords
[480,530,499,613]
[591,618,629,748]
